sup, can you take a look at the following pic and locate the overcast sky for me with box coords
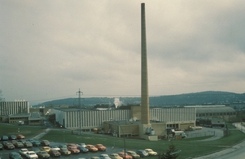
[1,0,245,105]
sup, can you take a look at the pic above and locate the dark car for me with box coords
[31,147,41,153]
[41,140,50,146]
[9,135,17,140]
[59,147,71,155]
[28,139,41,146]
[23,141,33,148]
[3,141,15,149]
[136,150,148,157]
[9,152,23,159]
[0,143,3,150]
[49,149,61,157]
[14,141,24,148]
[77,145,89,152]
[1,135,9,141]
[58,144,67,149]
[37,151,50,159]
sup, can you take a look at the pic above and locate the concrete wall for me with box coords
[151,123,166,136]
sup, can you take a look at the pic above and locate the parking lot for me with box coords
[0,143,126,159]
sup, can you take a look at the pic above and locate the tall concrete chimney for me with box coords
[141,3,150,125]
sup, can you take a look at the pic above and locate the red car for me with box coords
[118,152,133,159]
[68,146,80,154]
[86,144,98,152]
[17,134,25,139]
[67,143,77,148]
[95,144,106,151]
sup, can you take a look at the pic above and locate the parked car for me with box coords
[50,145,60,151]
[49,149,61,157]
[37,151,50,159]
[24,141,33,148]
[109,153,123,159]
[95,144,106,151]
[3,141,15,149]
[1,135,9,141]
[16,141,24,148]
[0,143,3,150]
[77,145,89,153]
[127,151,140,159]
[19,148,29,156]
[12,140,24,148]
[41,140,50,146]
[29,139,41,147]
[18,139,26,143]
[68,146,80,154]
[30,147,40,154]
[59,147,71,155]
[9,135,17,140]
[17,134,25,139]
[118,152,132,159]
[41,146,51,152]
[25,151,38,159]
[78,143,86,147]
[145,149,157,156]
[58,144,67,149]
[86,144,98,152]
[9,152,23,159]
[99,154,111,159]
[136,150,148,157]
[67,143,77,148]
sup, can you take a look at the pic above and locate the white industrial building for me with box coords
[0,101,29,116]
[51,106,196,137]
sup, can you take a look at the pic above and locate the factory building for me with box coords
[0,101,30,122]
[51,106,196,140]
[0,101,29,115]
[185,105,236,120]
[0,101,45,125]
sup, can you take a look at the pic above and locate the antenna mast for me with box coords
[76,88,83,109]
[76,88,83,135]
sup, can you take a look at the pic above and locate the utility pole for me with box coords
[76,88,83,135]
[76,88,83,109]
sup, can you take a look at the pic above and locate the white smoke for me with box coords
[114,98,123,108]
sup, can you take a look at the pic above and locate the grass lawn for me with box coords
[0,123,46,138]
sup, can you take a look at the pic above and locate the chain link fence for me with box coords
[186,130,215,138]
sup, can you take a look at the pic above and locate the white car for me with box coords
[50,145,60,151]
[19,148,29,156]
[99,154,111,159]
[145,149,158,156]
[25,151,38,159]
[109,153,123,159]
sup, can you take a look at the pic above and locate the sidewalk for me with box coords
[33,128,51,140]
[193,123,245,159]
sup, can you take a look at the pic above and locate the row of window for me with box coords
[197,112,236,117]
